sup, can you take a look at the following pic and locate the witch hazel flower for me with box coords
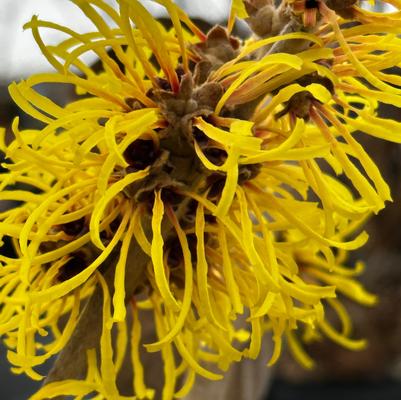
[0,0,400,398]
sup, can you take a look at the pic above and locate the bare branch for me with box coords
[44,230,150,387]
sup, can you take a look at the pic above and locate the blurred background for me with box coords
[0,1,400,399]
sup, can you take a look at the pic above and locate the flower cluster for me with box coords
[0,0,401,398]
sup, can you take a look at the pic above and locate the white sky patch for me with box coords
[0,0,113,80]
[0,0,231,81]
[0,0,397,81]
[361,1,397,11]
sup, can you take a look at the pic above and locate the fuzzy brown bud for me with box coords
[244,1,290,38]
[192,26,240,68]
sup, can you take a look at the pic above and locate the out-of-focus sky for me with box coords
[0,0,396,81]
[0,0,230,81]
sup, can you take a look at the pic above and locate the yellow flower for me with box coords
[0,0,401,398]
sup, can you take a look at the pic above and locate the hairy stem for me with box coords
[44,225,151,387]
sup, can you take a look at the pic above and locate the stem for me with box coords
[44,223,151,387]
[266,19,309,55]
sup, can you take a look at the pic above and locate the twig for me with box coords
[44,228,150,388]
